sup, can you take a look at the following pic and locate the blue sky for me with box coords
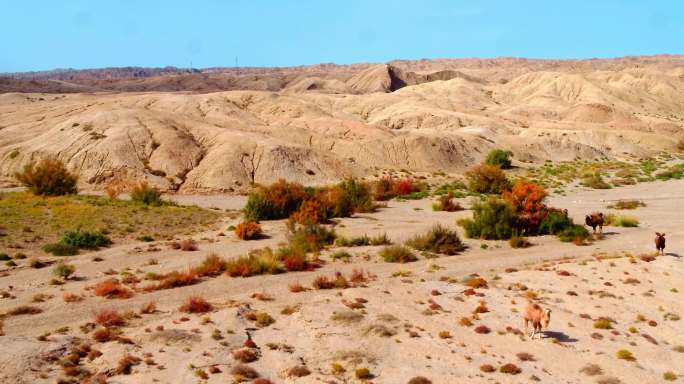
[1,0,683,72]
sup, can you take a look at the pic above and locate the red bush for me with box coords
[291,198,328,225]
[94,309,125,327]
[393,178,418,196]
[235,221,263,240]
[282,253,307,271]
[179,296,213,313]
[94,279,133,299]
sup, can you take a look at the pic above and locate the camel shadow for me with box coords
[543,331,578,343]
[666,252,681,258]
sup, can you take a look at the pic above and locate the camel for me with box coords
[585,212,604,233]
[523,302,551,339]
[655,232,666,255]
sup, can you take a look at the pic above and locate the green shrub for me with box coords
[509,236,531,248]
[42,242,78,256]
[465,164,511,194]
[616,349,635,361]
[286,222,336,254]
[538,210,574,235]
[15,158,78,196]
[485,149,513,169]
[335,233,390,247]
[558,224,590,243]
[605,214,639,227]
[379,245,417,263]
[607,200,646,210]
[334,178,375,215]
[331,250,352,261]
[226,248,284,277]
[458,198,518,240]
[61,229,112,249]
[130,182,163,206]
[405,225,465,255]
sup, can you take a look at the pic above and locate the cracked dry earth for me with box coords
[0,179,683,383]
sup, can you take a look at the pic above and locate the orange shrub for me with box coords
[503,180,547,233]
[63,292,82,303]
[94,279,133,299]
[143,270,198,291]
[179,296,213,313]
[235,221,263,240]
[291,199,328,225]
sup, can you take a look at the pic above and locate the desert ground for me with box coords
[1,177,682,384]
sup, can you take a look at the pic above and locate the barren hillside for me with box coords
[1,56,683,192]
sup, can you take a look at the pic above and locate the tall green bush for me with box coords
[485,149,513,169]
[458,198,518,240]
[15,158,78,196]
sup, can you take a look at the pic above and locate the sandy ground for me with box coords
[1,179,683,383]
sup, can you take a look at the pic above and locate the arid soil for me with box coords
[1,179,682,383]
[1,55,684,193]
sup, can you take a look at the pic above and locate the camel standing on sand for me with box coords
[655,233,666,255]
[523,302,551,340]
[585,212,604,233]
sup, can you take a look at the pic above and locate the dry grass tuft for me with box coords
[94,308,125,328]
[94,279,133,299]
[286,365,311,377]
[179,296,213,314]
[499,363,522,375]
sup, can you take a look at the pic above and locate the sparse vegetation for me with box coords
[335,233,391,247]
[130,182,163,206]
[179,296,213,313]
[616,349,636,361]
[53,262,75,280]
[607,200,646,210]
[605,214,639,227]
[459,197,518,240]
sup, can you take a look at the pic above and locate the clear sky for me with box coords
[2,0,683,72]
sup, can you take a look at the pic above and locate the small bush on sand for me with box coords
[6,305,43,316]
[465,276,488,288]
[130,182,163,206]
[140,301,156,314]
[53,262,75,280]
[94,309,125,327]
[605,214,639,227]
[663,372,677,381]
[499,363,521,374]
[191,253,227,277]
[233,348,259,363]
[432,192,463,212]
[459,197,518,240]
[335,233,390,247]
[607,200,646,210]
[480,364,496,373]
[355,368,372,379]
[579,363,603,376]
[509,236,531,248]
[593,319,614,329]
[486,149,513,169]
[244,179,308,221]
[465,164,511,194]
[287,366,311,377]
[235,221,263,240]
[581,173,611,189]
[63,292,82,302]
[558,224,590,244]
[474,325,491,334]
[285,221,336,254]
[116,354,141,375]
[179,239,198,251]
[516,352,535,361]
[379,245,417,263]
[231,364,259,380]
[616,349,635,361]
[226,248,284,277]
[179,296,213,314]
[407,376,432,384]
[405,225,465,255]
[15,158,78,196]
[94,279,133,299]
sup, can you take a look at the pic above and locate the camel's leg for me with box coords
[524,318,528,336]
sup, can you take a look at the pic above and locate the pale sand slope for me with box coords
[0,179,683,383]
[1,61,683,193]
